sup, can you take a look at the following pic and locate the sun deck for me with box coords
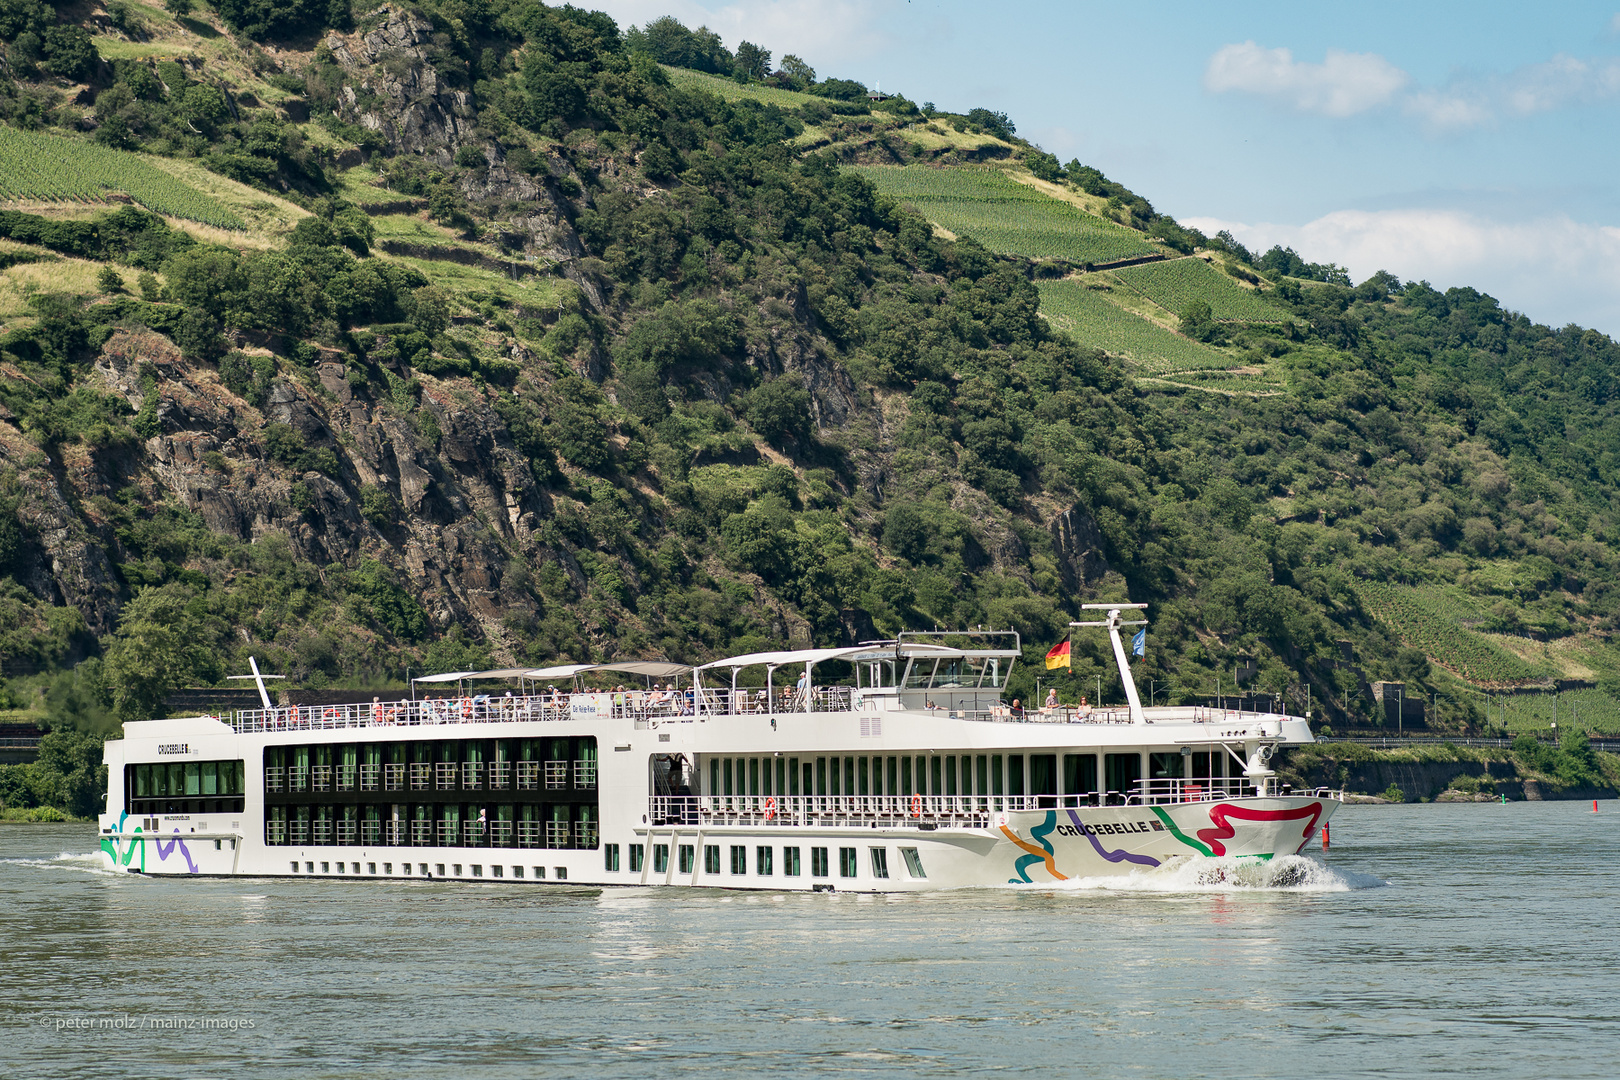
[218,692,1298,735]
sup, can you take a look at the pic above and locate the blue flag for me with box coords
[1131,629,1146,657]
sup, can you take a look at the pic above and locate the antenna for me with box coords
[227,655,286,710]
[1070,605,1149,723]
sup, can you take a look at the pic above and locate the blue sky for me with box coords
[589,0,1620,335]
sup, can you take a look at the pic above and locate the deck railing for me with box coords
[648,783,1339,829]
[218,689,1299,735]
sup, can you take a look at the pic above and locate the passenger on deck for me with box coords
[1009,698,1025,721]
[1044,688,1059,711]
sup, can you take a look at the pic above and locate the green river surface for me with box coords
[2,801,1616,1078]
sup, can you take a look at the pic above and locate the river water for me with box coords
[2,801,1616,1079]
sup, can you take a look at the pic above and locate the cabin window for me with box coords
[870,847,889,879]
[976,755,989,801]
[1031,754,1057,807]
[838,847,857,878]
[944,756,957,796]
[678,844,694,874]
[816,757,828,796]
[730,845,746,874]
[886,757,898,797]
[789,758,801,796]
[844,757,856,796]
[1064,754,1098,806]
[783,847,800,876]
[858,757,869,797]
[901,848,927,879]
[709,758,720,795]
[756,846,773,875]
[1008,755,1025,799]
[749,758,760,797]
[1105,753,1142,804]
[604,844,620,872]
[630,844,645,872]
[811,847,829,876]
[704,845,721,874]
[654,844,670,873]
[723,758,734,797]
[1150,752,1185,779]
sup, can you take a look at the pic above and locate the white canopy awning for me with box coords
[410,670,482,684]
[414,662,693,685]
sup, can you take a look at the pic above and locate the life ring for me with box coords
[764,796,777,821]
[911,792,922,818]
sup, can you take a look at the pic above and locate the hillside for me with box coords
[3,0,1620,777]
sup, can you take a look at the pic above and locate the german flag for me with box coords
[1044,640,1071,670]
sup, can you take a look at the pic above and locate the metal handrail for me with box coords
[647,783,1341,829]
[217,691,1314,734]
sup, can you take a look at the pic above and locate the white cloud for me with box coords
[1184,209,1620,336]
[1203,42,1409,117]
[1208,42,1620,131]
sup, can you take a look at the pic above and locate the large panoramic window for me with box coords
[128,760,245,815]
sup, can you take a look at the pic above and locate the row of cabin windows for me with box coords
[291,860,569,881]
[625,843,923,880]
[263,803,598,848]
[705,751,1229,800]
[264,737,597,772]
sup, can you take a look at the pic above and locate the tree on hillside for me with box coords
[813,78,867,102]
[101,584,222,722]
[778,54,814,90]
[966,108,1015,140]
[734,41,771,81]
[625,16,733,74]
[1178,299,1225,344]
[212,0,349,40]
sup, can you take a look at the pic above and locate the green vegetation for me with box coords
[0,126,245,229]
[661,66,824,110]
[6,0,1620,815]
[849,166,1158,265]
[1035,278,1236,372]
[1355,581,1553,684]
[1111,257,1288,323]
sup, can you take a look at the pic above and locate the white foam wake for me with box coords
[1042,854,1385,893]
[0,851,118,876]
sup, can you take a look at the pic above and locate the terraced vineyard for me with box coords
[1035,279,1234,372]
[1355,581,1555,685]
[1111,257,1287,323]
[1157,370,1284,394]
[851,165,1158,265]
[0,126,244,229]
[663,66,826,109]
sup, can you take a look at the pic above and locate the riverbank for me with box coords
[1278,739,1619,803]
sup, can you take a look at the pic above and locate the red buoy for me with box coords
[1322,822,1330,851]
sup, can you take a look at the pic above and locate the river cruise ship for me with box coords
[97,606,1340,890]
